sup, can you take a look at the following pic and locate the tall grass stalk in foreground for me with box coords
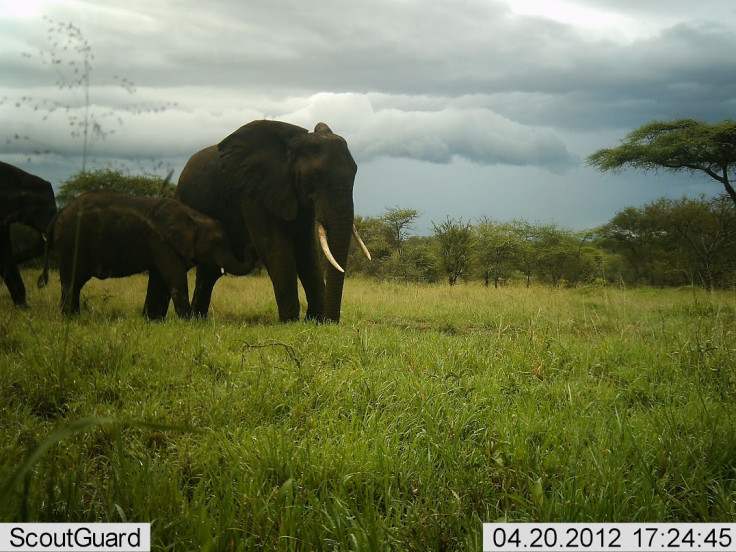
[1,272,735,550]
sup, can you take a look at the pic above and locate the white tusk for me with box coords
[317,223,345,273]
[353,224,371,261]
[221,267,226,275]
[42,232,48,242]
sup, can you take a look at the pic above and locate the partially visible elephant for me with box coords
[0,161,57,308]
[160,120,370,323]
[37,190,255,318]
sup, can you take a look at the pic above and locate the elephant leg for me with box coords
[149,245,192,319]
[0,263,28,308]
[58,257,88,316]
[169,277,193,319]
[265,259,301,322]
[294,234,325,322]
[0,226,28,307]
[191,264,221,318]
[2,265,28,307]
[60,284,74,315]
[248,221,301,322]
[60,276,86,315]
[143,268,171,320]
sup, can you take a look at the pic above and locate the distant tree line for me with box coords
[597,195,736,290]
[350,198,736,290]
[18,169,736,290]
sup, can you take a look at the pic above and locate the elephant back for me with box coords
[217,120,310,221]
[176,146,253,263]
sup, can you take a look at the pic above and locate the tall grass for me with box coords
[1,271,735,550]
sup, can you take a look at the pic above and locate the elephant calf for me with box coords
[38,191,255,318]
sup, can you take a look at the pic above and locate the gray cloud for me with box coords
[0,0,734,228]
[279,93,578,171]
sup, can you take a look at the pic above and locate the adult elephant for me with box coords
[38,191,255,318]
[171,120,370,323]
[0,161,57,308]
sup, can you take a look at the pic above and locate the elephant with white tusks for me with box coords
[149,120,371,323]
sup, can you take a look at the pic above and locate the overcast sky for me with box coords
[1,0,735,232]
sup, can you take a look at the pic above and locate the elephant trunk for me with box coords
[36,212,57,289]
[321,207,354,323]
[213,250,255,277]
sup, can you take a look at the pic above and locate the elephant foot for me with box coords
[305,312,325,324]
[277,309,301,323]
[14,302,30,310]
[142,310,167,321]
[171,301,193,320]
[142,299,170,320]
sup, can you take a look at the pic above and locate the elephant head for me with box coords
[188,215,256,277]
[157,200,255,277]
[218,120,369,322]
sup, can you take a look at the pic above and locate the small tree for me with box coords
[380,206,419,257]
[532,224,600,287]
[433,217,472,286]
[534,224,572,287]
[588,119,736,208]
[598,206,650,284]
[402,236,440,283]
[509,219,541,287]
[348,215,391,277]
[56,169,175,207]
[474,217,517,288]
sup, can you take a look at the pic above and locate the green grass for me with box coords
[1,271,735,550]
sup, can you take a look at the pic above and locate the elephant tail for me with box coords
[36,212,58,289]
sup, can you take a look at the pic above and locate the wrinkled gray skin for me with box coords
[38,190,254,318]
[0,161,57,308]
[155,120,360,323]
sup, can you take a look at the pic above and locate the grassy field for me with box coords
[1,269,735,550]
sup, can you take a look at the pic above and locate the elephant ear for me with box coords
[218,120,309,221]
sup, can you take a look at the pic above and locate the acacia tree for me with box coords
[381,206,419,256]
[348,215,390,276]
[473,217,517,288]
[509,219,541,287]
[433,217,473,286]
[588,119,736,208]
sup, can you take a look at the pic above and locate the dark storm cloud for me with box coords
[479,21,736,130]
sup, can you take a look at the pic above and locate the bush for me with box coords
[56,169,176,207]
